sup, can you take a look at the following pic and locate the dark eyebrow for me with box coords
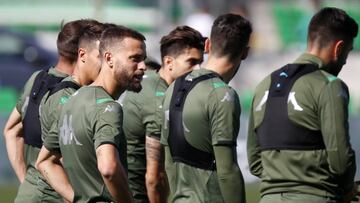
[187,57,203,64]
[129,53,146,61]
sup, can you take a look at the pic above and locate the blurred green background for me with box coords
[1,0,360,202]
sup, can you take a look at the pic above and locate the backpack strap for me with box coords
[168,71,219,170]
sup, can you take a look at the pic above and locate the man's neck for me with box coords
[55,57,75,75]
[158,67,173,85]
[91,68,124,99]
[203,56,234,83]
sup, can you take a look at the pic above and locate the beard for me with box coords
[114,61,143,93]
[325,60,344,76]
[127,77,142,92]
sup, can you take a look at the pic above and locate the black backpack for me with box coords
[22,70,80,148]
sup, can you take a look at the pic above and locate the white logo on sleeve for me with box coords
[21,96,29,114]
[164,110,169,129]
[255,91,269,112]
[104,104,117,113]
[221,91,234,102]
[288,92,303,111]
[183,122,190,132]
[60,114,82,146]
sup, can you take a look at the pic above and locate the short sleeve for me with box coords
[93,102,123,150]
[208,87,241,146]
[44,119,61,152]
[144,95,164,139]
[160,85,174,146]
[42,91,68,152]
[16,71,41,116]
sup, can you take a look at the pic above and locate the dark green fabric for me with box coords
[247,53,356,200]
[161,69,245,203]
[122,70,168,202]
[59,86,127,203]
[15,68,67,202]
[259,193,340,203]
[41,76,79,152]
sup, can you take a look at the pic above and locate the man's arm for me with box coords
[96,144,133,203]
[214,145,245,203]
[35,146,74,202]
[208,88,245,203]
[319,80,356,196]
[3,108,26,182]
[246,102,263,177]
[145,135,168,203]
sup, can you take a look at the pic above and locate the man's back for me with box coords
[247,53,356,199]
[161,68,241,202]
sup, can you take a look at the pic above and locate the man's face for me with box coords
[327,39,354,76]
[113,37,146,92]
[170,47,203,79]
[84,41,101,83]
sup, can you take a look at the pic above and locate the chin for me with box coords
[127,84,142,93]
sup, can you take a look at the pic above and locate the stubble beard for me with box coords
[116,68,142,93]
[127,78,142,93]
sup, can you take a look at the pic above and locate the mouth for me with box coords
[133,74,144,82]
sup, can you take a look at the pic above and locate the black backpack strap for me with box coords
[44,80,81,104]
[256,64,325,151]
[30,70,48,102]
[23,69,65,148]
[48,81,81,98]
[168,71,219,170]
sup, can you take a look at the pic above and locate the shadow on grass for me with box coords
[0,185,17,203]
[246,182,261,203]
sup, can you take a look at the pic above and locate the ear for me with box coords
[163,56,173,71]
[104,52,113,68]
[78,48,86,63]
[204,38,211,54]
[334,40,344,60]
[241,46,250,60]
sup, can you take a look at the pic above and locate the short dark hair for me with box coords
[78,22,107,50]
[308,7,358,48]
[145,57,161,71]
[160,26,205,61]
[99,25,146,57]
[57,19,102,63]
[210,13,252,60]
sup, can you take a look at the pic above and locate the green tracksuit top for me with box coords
[58,86,127,203]
[122,70,168,202]
[15,68,67,203]
[161,69,245,203]
[16,68,67,175]
[41,76,80,152]
[247,53,356,199]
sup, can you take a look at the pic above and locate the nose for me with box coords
[138,61,146,71]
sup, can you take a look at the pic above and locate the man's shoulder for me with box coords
[63,86,113,110]
[125,72,165,103]
[188,69,230,92]
[62,87,121,124]
[91,87,121,113]
[317,70,346,85]
[43,76,77,103]
[24,70,43,89]
[48,67,68,78]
